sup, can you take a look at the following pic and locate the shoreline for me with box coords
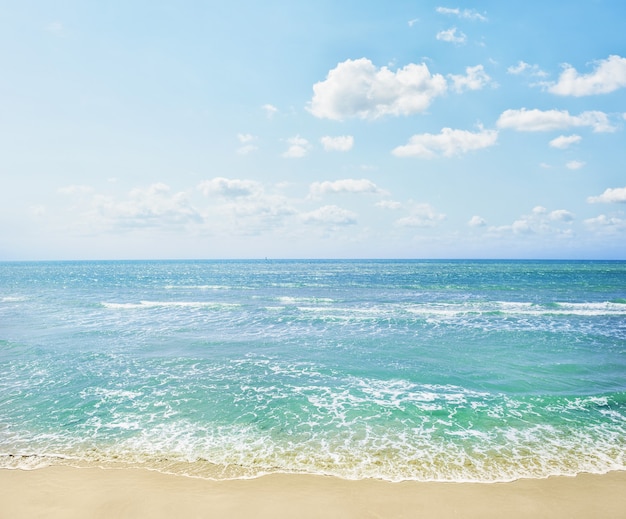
[1,466,625,518]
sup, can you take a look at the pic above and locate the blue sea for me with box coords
[1,260,625,482]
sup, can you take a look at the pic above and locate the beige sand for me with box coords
[1,466,625,518]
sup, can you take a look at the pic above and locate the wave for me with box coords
[405,301,626,317]
[0,296,26,303]
[164,285,233,290]
[101,301,241,309]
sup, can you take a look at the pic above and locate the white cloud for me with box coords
[236,133,258,155]
[549,209,575,222]
[392,127,498,158]
[565,160,585,170]
[549,134,581,149]
[468,215,487,227]
[237,133,256,143]
[584,214,626,234]
[237,145,258,155]
[262,104,278,118]
[436,7,487,21]
[308,58,447,120]
[197,177,262,198]
[548,55,626,96]
[488,206,575,237]
[507,61,548,77]
[448,65,492,92]
[376,200,402,210]
[395,203,445,227]
[436,27,466,44]
[496,108,615,133]
[282,135,311,158]
[309,179,382,198]
[408,18,419,27]
[587,186,626,204]
[94,183,202,230]
[300,205,357,226]
[320,135,354,152]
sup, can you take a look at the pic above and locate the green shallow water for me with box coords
[1,260,625,481]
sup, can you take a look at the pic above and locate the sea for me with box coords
[1,259,625,482]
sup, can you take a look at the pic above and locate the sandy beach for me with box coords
[1,467,625,519]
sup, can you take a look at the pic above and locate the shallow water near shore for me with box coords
[1,259,625,482]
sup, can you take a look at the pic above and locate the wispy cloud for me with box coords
[236,133,258,155]
[565,160,585,170]
[282,135,311,158]
[549,134,581,149]
[436,27,466,44]
[320,135,354,152]
[436,7,487,22]
[507,61,548,77]
[300,205,357,226]
[395,203,446,228]
[262,104,278,118]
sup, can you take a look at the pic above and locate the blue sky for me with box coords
[1,1,625,259]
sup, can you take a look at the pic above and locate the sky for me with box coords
[1,1,626,260]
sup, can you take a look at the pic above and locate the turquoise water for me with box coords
[1,260,625,481]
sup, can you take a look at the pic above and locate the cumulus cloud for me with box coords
[436,27,466,44]
[496,108,614,133]
[549,134,581,149]
[448,65,492,92]
[488,206,575,237]
[436,7,487,21]
[468,215,487,227]
[300,205,357,226]
[308,58,447,120]
[320,135,354,152]
[197,177,262,198]
[392,127,498,158]
[282,135,311,158]
[548,55,626,96]
[565,160,585,170]
[587,186,626,204]
[584,214,626,234]
[309,179,382,198]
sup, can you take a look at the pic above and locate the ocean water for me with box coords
[1,259,625,482]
